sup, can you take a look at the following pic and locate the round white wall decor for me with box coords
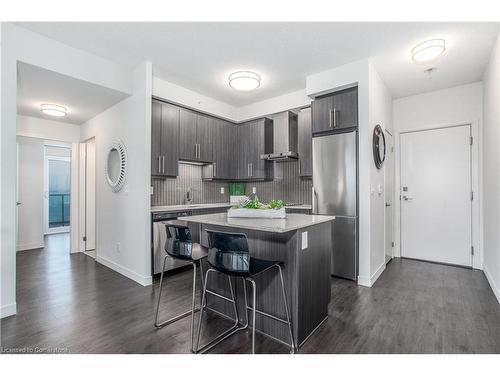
[105,139,127,193]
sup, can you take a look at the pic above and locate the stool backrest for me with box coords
[164,221,193,260]
[206,230,250,274]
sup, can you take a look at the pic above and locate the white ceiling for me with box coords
[17,62,129,125]
[16,22,500,105]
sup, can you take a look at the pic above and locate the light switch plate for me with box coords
[301,231,308,250]
[220,187,224,194]
[252,187,256,194]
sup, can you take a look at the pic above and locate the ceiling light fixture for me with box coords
[228,71,261,91]
[411,39,446,63]
[41,104,67,117]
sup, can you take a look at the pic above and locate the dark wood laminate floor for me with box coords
[2,233,500,354]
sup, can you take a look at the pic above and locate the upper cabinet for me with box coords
[236,118,274,180]
[151,99,179,177]
[152,99,273,181]
[179,109,214,163]
[297,107,312,177]
[311,86,358,134]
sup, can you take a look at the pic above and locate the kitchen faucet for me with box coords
[185,187,193,205]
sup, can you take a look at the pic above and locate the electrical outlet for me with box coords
[220,187,224,194]
[252,187,256,194]
[301,231,308,250]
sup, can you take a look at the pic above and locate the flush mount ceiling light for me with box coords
[40,104,67,117]
[228,71,261,91]
[411,39,446,63]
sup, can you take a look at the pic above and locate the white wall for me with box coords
[80,62,153,286]
[17,115,81,143]
[482,34,500,304]
[236,89,311,121]
[153,76,237,121]
[368,62,393,285]
[393,82,483,270]
[16,136,45,251]
[1,22,134,318]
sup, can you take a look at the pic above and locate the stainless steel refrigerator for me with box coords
[312,131,358,280]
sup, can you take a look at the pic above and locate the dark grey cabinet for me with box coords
[151,99,179,177]
[236,118,273,180]
[179,108,197,160]
[202,119,234,180]
[196,114,214,162]
[298,107,312,177]
[151,100,162,176]
[312,86,358,134]
[153,99,273,181]
[179,109,215,162]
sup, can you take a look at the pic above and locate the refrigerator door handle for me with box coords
[312,186,317,214]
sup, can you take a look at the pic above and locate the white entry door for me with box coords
[400,125,472,267]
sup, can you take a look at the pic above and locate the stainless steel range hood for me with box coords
[260,111,298,162]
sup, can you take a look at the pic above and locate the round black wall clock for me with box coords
[373,124,386,169]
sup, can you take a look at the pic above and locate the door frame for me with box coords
[384,129,394,261]
[44,154,72,235]
[394,120,482,270]
[79,137,96,253]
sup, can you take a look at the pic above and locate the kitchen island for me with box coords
[182,212,335,348]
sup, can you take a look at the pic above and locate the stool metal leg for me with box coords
[195,269,246,354]
[247,278,257,354]
[277,265,295,353]
[155,256,199,329]
[190,262,197,353]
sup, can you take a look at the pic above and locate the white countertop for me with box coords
[181,212,334,233]
[151,203,233,213]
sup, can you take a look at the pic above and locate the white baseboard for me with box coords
[17,242,44,251]
[483,265,500,304]
[357,261,386,287]
[370,261,386,286]
[96,255,152,286]
[1,303,17,318]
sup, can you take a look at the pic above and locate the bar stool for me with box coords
[154,220,207,352]
[195,230,295,354]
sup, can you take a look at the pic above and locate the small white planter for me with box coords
[227,207,286,219]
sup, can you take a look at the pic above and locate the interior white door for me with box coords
[85,138,96,251]
[400,125,472,266]
[384,131,394,262]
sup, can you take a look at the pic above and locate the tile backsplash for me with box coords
[246,162,312,205]
[151,161,312,207]
[151,163,229,206]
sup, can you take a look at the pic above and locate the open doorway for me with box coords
[17,137,73,255]
[45,144,72,234]
[80,137,96,259]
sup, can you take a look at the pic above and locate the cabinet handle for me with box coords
[329,109,333,128]
[333,108,337,128]
[198,144,201,159]
[158,156,161,174]
[213,162,217,177]
[247,163,250,177]
[299,160,301,175]
[162,156,165,173]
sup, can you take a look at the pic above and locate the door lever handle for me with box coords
[402,196,413,201]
